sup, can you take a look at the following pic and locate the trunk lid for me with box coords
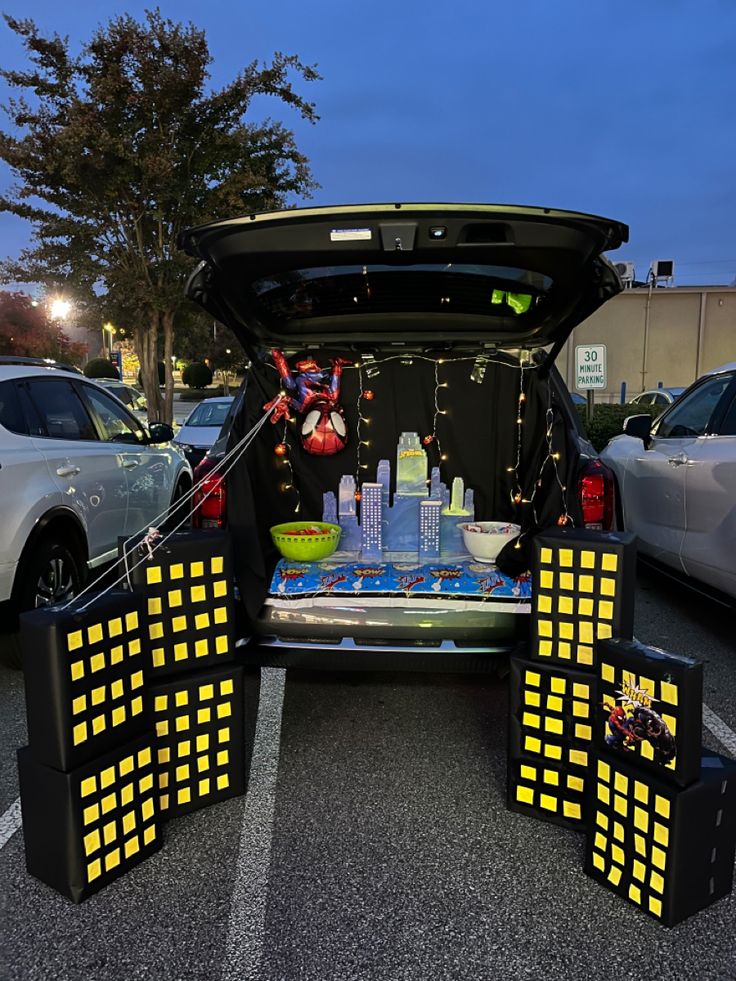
[179,203,628,353]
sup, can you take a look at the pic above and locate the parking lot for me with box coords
[0,567,734,981]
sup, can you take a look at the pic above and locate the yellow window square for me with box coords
[174,643,189,662]
[650,871,665,894]
[218,728,230,743]
[598,601,614,621]
[103,820,117,845]
[601,552,618,572]
[172,616,187,633]
[195,639,209,658]
[191,585,207,603]
[213,580,228,598]
[92,715,106,735]
[217,774,230,791]
[142,827,157,848]
[177,740,191,758]
[522,712,541,730]
[128,638,141,657]
[580,550,596,569]
[563,802,581,820]
[558,596,573,615]
[198,708,211,724]
[200,683,214,701]
[87,858,102,882]
[537,595,552,613]
[190,560,204,577]
[67,630,83,652]
[158,748,170,765]
[579,575,594,593]
[216,750,229,766]
[538,640,553,657]
[652,846,667,871]
[634,834,646,856]
[108,617,123,638]
[220,679,234,696]
[125,611,138,631]
[655,795,671,819]
[112,706,126,727]
[105,848,121,872]
[567,775,584,793]
[176,715,190,732]
[594,832,606,853]
[559,622,574,640]
[576,646,594,666]
[131,671,144,691]
[545,718,563,736]
[73,721,88,745]
[125,837,140,859]
[121,784,134,807]
[176,764,190,782]
[159,773,169,789]
[177,788,191,805]
[80,776,97,797]
[100,765,116,789]
[214,607,228,626]
[614,772,628,794]
[211,556,224,574]
[90,685,105,706]
[597,760,611,782]
[168,589,183,607]
[574,724,592,740]
[170,562,184,580]
[558,548,573,568]
[142,798,155,822]
[542,769,559,786]
[149,622,164,641]
[596,811,608,830]
[538,620,552,639]
[654,822,669,847]
[540,547,553,565]
[572,701,589,719]
[578,622,594,644]
[84,830,101,855]
[614,794,628,817]
[111,679,124,700]
[573,683,589,699]
[546,695,563,713]
[154,695,168,713]
[72,694,87,716]
[559,573,574,591]
[550,677,566,694]
[146,566,162,584]
[215,635,229,655]
[197,755,210,773]
[139,773,153,793]
[83,803,99,825]
[90,653,105,673]
[525,691,541,708]
[611,844,624,866]
[175,690,189,707]
[87,623,103,645]
[70,660,85,682]
[110,645,124,665]
[196,734,210,753]
[662,713,677,736]
[613,821,624,842]
[592,851,605,872]
[137,747,151,767]
[543,744,562,761]
[634,781,649,804]
[148,597,162,616]
[569,749,588,767]
[628,884,641,905]
[640,739,654,760]
[516,785,534,805]
[633,859,646,882]
[600,663,615,685]
[659,680,679,707]
[649,897,662,918]
[156,720,169,737]
[525,736,542,754]
[101,792,117,815]
[131,696,143,716]
[195,613,210,630]
[539,793,557,812]
[199,778,211,796]
[600,578,616,597]
[578,598,594,617]
[539,570,554,589]
[558,642,572,660]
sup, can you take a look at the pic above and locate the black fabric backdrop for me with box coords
[226,351,581,622]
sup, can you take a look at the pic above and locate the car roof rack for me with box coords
[0,356,83,374]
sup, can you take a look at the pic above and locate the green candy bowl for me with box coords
[270,521,342,561]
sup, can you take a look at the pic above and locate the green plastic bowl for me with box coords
[270,521,342,561]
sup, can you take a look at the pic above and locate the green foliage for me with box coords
[84,357,119,379]
[0,11,320,421]
[182,361,213,389]
[576,403,661,451]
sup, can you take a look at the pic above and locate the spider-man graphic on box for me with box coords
[264,349,350,456]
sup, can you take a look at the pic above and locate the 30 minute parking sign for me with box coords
[575,344,607,390]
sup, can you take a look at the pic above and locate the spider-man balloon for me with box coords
[264,349,350,455]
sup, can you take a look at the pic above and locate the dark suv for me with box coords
[179,203,627,670]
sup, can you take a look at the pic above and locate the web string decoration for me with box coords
[528,374,571,527]
[274,416,301,514]
[508,353,528,508]
[422,358,448,463]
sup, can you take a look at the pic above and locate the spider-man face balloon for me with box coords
[301,400,348,455]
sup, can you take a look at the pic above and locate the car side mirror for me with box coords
[147,422,174,444]
[623,414,652,447]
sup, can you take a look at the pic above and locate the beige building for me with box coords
[558,286,736,402]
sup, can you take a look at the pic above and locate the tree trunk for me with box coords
[136,313,164,424]
[162,310,175,427]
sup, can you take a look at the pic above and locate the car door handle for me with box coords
[122,459,141,469]
[56,465,81,477]
[668,452,688,467]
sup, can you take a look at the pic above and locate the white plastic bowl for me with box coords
[458,521,520,563]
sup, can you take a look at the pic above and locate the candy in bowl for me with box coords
[458,521,520,563]
[270,521,342,561]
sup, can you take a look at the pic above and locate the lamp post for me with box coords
[102,322,116,355]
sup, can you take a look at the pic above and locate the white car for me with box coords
[0,358,192,661]
[601,363,736,599]
[172,396,234,467]
[628,387,685,409]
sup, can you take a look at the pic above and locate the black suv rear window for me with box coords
[250,264,550,322]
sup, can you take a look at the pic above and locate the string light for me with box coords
[277,417,301,513]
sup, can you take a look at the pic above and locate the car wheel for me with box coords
[163,476,192,533]
[1,538,85,670]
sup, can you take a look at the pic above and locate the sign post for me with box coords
[575,345,607,422]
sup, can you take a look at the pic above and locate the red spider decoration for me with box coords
[264,349,350,456]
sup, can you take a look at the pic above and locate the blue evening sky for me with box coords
[1,0,735,285]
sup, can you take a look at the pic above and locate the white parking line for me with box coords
[0,797,22,850]
[702,703,736,757]
[221,667,286,981]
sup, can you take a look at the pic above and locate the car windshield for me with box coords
[249,264,550,322]
[185,401,231,427]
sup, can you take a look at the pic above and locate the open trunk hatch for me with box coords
[179,203,628,353]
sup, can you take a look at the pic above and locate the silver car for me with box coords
[172,396,234,467]
[601,363,736,599]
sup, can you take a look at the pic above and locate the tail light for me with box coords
[191,455,227,529]
[578,459,615,530]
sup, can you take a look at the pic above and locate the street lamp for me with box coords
[102,322,116,354]
[50,298,72,321]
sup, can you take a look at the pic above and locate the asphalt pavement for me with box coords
[1,570,736,980]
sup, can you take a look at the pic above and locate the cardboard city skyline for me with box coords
[322,432,476,559]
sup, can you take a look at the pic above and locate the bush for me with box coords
[576,403,660,452]
[137,361,166,387]
[182,361,213,389]
[84,357,119,380]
